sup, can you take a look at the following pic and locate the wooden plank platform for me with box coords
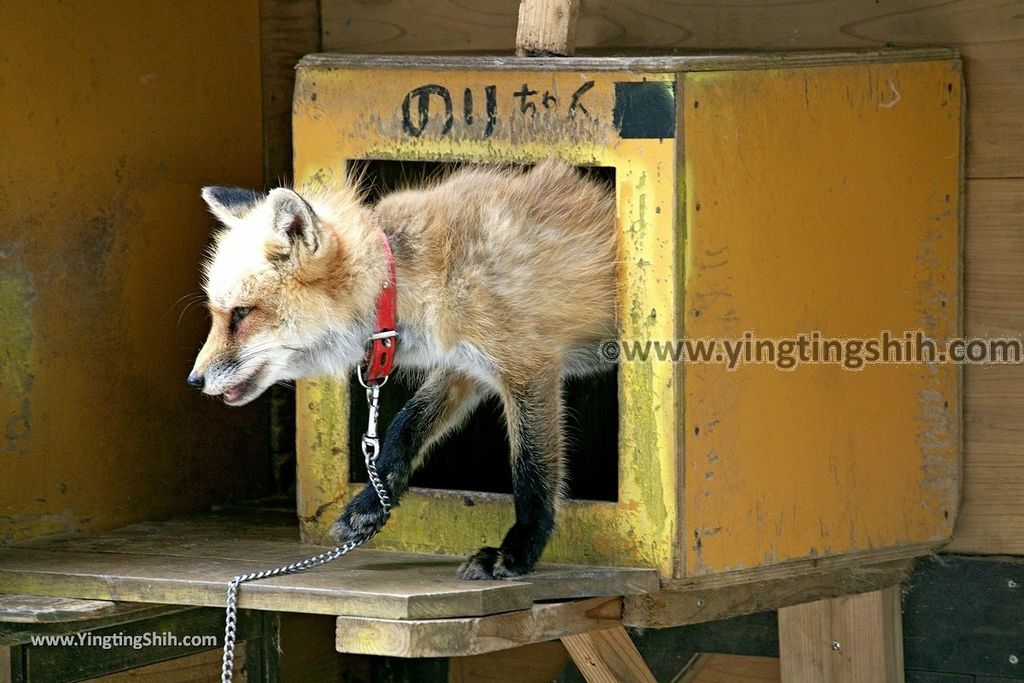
[0,509,657,620]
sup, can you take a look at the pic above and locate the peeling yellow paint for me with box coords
[680,62,961,575]
[294,66,679,573]
[0,267,34,457]
[293,56,960,579]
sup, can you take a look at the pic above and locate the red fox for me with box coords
[189,160,618,578]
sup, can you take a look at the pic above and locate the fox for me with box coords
[188,160,618,579]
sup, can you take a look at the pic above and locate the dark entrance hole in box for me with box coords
[346,159,619,502]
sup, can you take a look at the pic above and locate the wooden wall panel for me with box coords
[949,179,1024,554]
[261,0,322,183]
[316,0,1024,555]
[320,0,1023,178]
[778,587,904,682]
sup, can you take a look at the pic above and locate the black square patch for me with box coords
[613,81,677,139]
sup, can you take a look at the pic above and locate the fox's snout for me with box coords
[189,332,227,396]
[187,345,272,406]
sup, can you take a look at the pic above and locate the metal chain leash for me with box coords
[220,381,391,683]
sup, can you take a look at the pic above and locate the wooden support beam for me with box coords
[624,556,913,629]
[515,0,579,57]
[778,586,904,683]
[335,596,621,658]
[561,626,657,683]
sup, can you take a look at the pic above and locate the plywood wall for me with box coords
[0,1,270,542]
[317,0,1024,555]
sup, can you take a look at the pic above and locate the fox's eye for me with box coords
[230,306,253,333]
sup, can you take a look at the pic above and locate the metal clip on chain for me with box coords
[220,374,391,683]
[361,382,393,513]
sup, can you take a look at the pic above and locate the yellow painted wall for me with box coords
[0,1,269,543]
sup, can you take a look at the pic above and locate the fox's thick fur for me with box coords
[191,160,617,578]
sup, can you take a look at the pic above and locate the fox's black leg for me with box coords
[332,369,486,541]
[457,373,563,579]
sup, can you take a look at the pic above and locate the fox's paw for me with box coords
[456,546,533,580]
[331,486,388,543]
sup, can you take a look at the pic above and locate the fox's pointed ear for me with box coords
[266,188,319,255]
[201,186,264,225]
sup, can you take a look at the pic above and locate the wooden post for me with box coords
[260,0,322,184]
[778,586,904,682]
[515,0,579,56]
[561,626,657,683]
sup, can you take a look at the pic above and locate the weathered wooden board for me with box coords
[624,556,914,629]
[0,595,119,624]
[299,49,955,73]
[778,586,904,683]
[0,511,656,620]
[561,626,657,683]
[15,509,657,602]
[319,0,1020,179]
[335,596,622,657]
[949,179,1024,555]
[0,548,531,619]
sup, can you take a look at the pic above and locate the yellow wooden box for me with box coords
[292,50,962,583]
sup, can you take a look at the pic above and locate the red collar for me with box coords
[362,231,398,383]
